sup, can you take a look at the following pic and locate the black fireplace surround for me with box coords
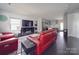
[20,20,34,36]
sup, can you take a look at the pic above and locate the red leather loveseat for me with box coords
[0,32,18,55]
[27,29,57,55]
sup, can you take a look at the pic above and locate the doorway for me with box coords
[59,22,64,31]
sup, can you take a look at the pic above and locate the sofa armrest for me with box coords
[27,36,39,44]
[0,37,18,54]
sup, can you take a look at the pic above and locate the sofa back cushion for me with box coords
[0,34,15,41]
[39,29,57,45]
[2,32,12,35]
[40,32,53,45]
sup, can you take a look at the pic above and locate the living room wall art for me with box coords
[0,15,8,21]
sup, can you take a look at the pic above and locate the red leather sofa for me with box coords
[27,29,57,55]
[0,32,18,55]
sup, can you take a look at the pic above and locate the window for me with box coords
[10,18,21,33]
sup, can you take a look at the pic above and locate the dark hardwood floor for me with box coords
[43,32,79,55]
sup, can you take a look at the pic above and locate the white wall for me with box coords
[67,13,79,38]
[0,15,10,32]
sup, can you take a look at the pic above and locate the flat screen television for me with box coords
[22,20,33,26]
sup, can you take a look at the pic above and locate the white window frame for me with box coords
[10,18,22,33]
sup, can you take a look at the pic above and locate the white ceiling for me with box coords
[0,3,79,20]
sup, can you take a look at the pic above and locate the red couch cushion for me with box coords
[40,32,53,45]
